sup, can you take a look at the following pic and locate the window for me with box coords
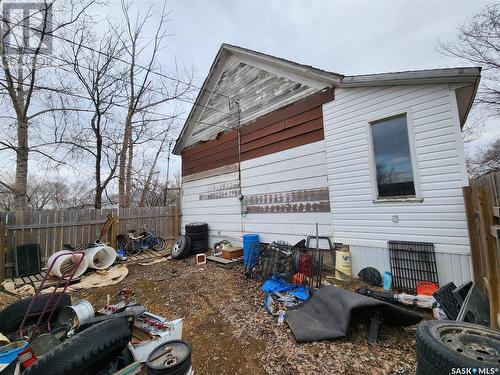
[371,114,415,198]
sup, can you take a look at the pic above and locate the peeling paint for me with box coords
[199,181,240,200]
[242,188,331,214]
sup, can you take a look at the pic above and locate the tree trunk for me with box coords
[14,118,29,211]
[93,115,103,209]
[125,134,133,206]
[118,115,132,208]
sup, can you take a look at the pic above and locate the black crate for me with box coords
[388,240,439,294]
[14,243,41,277]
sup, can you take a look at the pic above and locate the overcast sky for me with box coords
[117,0,493,173]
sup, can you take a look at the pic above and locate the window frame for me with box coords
[366,110,422,203]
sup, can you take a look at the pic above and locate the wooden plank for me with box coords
[462,186,484,290]
[477,186,500,328]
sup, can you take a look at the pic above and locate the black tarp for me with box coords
[286,286,422,343]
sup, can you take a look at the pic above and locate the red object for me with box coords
[293,273,306,285]
[416,281,439,296]
[18,251,86,337]
[18,347,37,369]
[299,253,313,276]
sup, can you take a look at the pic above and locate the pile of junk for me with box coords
[247,231,500,375]
[0,251,192,375]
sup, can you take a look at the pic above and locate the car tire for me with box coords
[0,293,71,335]
[171,235,191,259]
[186,231,208,242]
[185,223,208,233]
[416,320,500,375]
[24,318,132,375]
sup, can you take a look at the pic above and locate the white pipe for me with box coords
[83,245,116,269]
[47,251,89,278]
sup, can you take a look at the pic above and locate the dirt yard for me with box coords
[65,258,419,375]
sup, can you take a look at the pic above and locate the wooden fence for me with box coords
[0,205,180,281]
[463,171,500,328]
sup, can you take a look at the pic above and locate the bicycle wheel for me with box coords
[152,237,165,251]
[124,240,141,256]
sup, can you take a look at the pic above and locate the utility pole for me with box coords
[163,141,173,206]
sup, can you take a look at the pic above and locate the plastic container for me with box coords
[57,300,95,328]
[416,281,439,296]
[47,251,88,278]
[83,245,116,269]
[243,234,259,267]
[334,250,352,281]
[383,271,392,291]
[0,341,28,365]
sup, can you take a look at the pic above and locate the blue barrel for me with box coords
[243,234,260,267]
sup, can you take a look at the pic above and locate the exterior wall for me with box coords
[322,84,471,284]
[181,165,242,245]
[241,141,332,244]
[181,140,333,247]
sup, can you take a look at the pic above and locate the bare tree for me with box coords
[466,138,500,177]
[116,0,191,207]
[0,0,94,211]
[63,27,125,208]
[439,4,500,139]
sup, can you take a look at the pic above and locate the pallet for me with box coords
[4,249,168,289]
[125,249,168,264]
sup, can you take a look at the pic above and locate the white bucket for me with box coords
[57,300,94,328]
[84,245,116,269]
[47,251,89,278]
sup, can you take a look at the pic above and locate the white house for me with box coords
[173,44,480,286]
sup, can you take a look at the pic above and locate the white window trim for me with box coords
[366,109,423,203]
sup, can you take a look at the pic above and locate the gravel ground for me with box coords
[0,257,421,374]
[72,258,419,375]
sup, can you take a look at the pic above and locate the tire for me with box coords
[190,239,208,254]
[152,237,166,251]
[146,340,192,375]
[0,293,71,335]
[24,318,132,375]
[171,235,191,259]
[186,231,208,242]
[124,240,141,256]
[416,320,500,375]
[185,222,208,233]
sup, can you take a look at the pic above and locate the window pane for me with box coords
[371,115,415,197]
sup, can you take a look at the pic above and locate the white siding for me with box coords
[181,141,333,247]
[240,141,333,244]
[181,169,242,245]
[349,246,472,286]
[323,84,471,284]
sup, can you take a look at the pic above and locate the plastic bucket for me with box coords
[84,245,116,269]
[243,234,259,267]
[334,250,352,281]
[47,251,88,278]
[57,300,94,328]
[0,341,28,365]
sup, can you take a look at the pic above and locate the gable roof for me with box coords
[173,44,481,154]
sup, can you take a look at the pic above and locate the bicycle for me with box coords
[121,224,166,256]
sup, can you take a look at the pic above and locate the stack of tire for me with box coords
[185,222,208,254]
[171,222,208,259]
